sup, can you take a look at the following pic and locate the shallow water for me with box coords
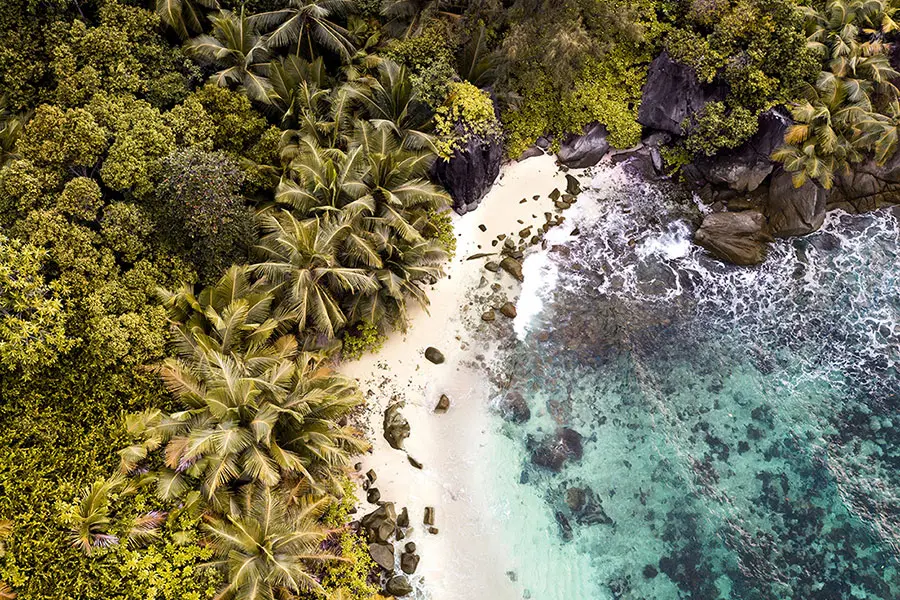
[487,166,900,600]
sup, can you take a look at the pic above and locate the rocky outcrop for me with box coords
[530,428,584,472]
[766,168,828,237]
[638,52,718,135]
[694,211,772,265]
[432,135,502,214]
[497,390,530,423]
[361,503,397,544]
[383,402,410,450]
[557,123,610,168]
[830,153,900,212]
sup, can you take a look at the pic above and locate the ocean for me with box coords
[481,166,900,599]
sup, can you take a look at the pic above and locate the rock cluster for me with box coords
[383,402,410,450]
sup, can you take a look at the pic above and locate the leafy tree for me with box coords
[0,234,72,377]
[250,0,357,62]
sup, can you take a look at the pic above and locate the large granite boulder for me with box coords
[557,123,610,168]
[766,168,828,237]
[432,135,502,214]
[831,153,900,212]
[694,211,772,265]
[383,402,410,450]
[690,109,790,193]
[638,52,711,135]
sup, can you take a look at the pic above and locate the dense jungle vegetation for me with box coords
[0,0,897,598]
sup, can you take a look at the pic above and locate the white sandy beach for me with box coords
[341,153,585,599]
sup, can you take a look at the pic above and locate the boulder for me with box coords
[400,551,420,574]
[518,146,544,160]
[766,168,828,237]
[831,153,900,211]
[361,503,397,543]
[638,52,710,135]
[404,541,416,553]
[397,507,409,528]
[383,402,410,450]
[368,542,395,571]
[481,309,496,322]
[424,346,445,364]
[435,394,450,412]
[432,135,502,214]
[557,123,610,168]
[500,302,517,318]
[424,506,435,526]
[691,109,790,193]
[530,428,584,472]
[366,488,381,503]
[499,257,524,281]
[565,174,582,196]
[497,390,530,423]
[694,211,772,266]
[385,575,414,597]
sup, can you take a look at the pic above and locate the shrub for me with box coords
[342,321,387,361]
[100,203,153,264]
[434,81,501,158]
[57,177,103,222]
[320,530,379,600]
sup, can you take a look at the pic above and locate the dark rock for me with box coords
[549,188,561,201]
[691,109,790,193]
[555,510,573,541]
[466,252,494,260]
[383,402,410,450]
[404,541,416,553]
[484,261,500,272]
[557,123,610,168]
[407,455,423,469]
[536,136,551,150]
[497,390,530,423]
[519,146,544,160]
[428,526,439,535]
[385,575,413,597]
[766,168,828,237]
[499,257,524,281]
[499,302,517,318]
[530,428,584,472]
[366,469,376,483]
[568,487,614,525]
[435,394,450,412]
[638,52,712,135]
[650,146,663,173]
[831,152,900,211]
[565,174,582,196]
[424,506,435,526]
[400,552,420,574]
[424,347,445,364]
[367,488,381,503]
[565,487,587,512]
[694,211,772,265]
[397,507,409,528]
[610,148,660,181]
[481,309,496,322]
[361,503,397,543]
[643,564,659,579]
[433,135,502,214]
[369,542,395,571]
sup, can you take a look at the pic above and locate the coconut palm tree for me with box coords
[155,0,220,40]
[185,9,272,102]
[204,486,343,600]
[380,0,462,39]
[276,139,370,215]
[342,59,435,150]
[253,210,378,339]
[266,55,332,128]
[250,0,357,63]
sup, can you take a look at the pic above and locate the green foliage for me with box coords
[434,81,500,157]
[341,321,386,360]
[16,104,107,170]
[384,22,456,106]
[0,234,72,377]
[422,208,456,258]
[101,203,153,264]
[683,102,759,157]
[57,176,103,221]
[319,529,378,600]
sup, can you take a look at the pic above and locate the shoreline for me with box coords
[341,154,584,599]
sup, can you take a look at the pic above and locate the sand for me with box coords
[341,154,584,599]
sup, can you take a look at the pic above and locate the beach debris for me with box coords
[367,488,381,503]
[424,506,435,526]
[435,394,451,412]
[565,174,582,195]
[400,550,420,574]
[369,542,395,571]
[466,252,494,260]
[499,256,523,281]
[424,347,445,364]
[500,302,517,319]
[484,261,500,272]
[530,427,584,472]
[385,575,414,597]
[481,309,496,322]
[366,469,377,483]
[397,507,409,528]
[383,402,410,450]
[498,390,530,423]
[407,455,423,469]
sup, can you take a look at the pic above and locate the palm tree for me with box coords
[204,486,343,599]
[275,139,370,216]
[250,0,356,63]
[253,210,378,339]
[155,0,220,40]
[351,122,450,242]
[266,55,332,129]
[66,477,120,555]
[185,9,272,102]
[343,59,435,150]
[380,0,462,39]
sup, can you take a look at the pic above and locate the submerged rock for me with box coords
[383,402,410,450]
[498,390,531,423]
[694,211,772,265]
[530,428,584,471]
[557,123,610,168]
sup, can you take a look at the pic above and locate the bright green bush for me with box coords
[319,530,379,600]
[384,22,457,107]
[434,81,501,157]
[683,102,759,157]
[342,321,387,360]
[57,177,103,222]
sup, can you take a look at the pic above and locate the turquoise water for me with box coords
[488,169,900,600]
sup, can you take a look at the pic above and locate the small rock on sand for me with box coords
[499,257,524,281]
[424,506,435,526]
[500,302,517,318]
[435,394,450,412]
[424,347,445,364]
